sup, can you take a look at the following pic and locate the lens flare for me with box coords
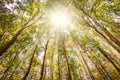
[50,11,71,28]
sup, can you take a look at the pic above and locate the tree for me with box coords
[0,0,120,80]
[40,39,49,80]
[22,44,37,80]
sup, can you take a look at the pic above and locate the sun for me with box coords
[49,11,71,28]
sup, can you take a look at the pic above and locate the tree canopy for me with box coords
[0,0,120,80]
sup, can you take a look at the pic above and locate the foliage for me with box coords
[0,0,120,80]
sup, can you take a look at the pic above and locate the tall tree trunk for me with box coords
[73,51,88,80]
[0,8,39,55]
[94,20,120,47]
[71,49,83,80]
[0,49,20,80]
[40,39,49,80]
[72,68,77,80]
[0,24,32,56]
[50,52,53,80]
[90,50,113,80]
[0,8,39,54]
[98,46,120,73]
[80,51,95,80]
[78,68,82,80]
[62,40,72,80]
[71,34,95,80]
[86,51,106,79]
[58,52,61,80]
[43,66,46,80]
[97,58,113,80]
[22,45,37,80]
[61,55,64,80]
[86,21,120,53]
[71,60,79,80]
[8,60,21,80]
[74,2,120,47]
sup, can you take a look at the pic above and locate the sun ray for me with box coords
[49,10,71,29]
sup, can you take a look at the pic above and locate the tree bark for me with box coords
[0,49,20,80]
[62,40,72,80]
[94,20,120,47]
[97,58,113,80]
[86,51,106,79]
[73,51,88,80]
[8,60,21,80]
[71,34,95,80]
[0,24,32,56]
[86,21,120,53]
[0,8,40,55]
[90,49,113,80]
[40,39,49,80]
[80,52,95,80]
[43,66,46,80]
[50,51,53,80]
[22,45,37,80]
[58,52,61,80]
[74,2,120,47]
[98,46,120,73]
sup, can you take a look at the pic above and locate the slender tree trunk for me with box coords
[0,8,39,55]
[94,20,120,47]
[74,2,120,47]
[50,52,53,80]
[0,24,32,56]
[78,68,82,80]
[98,46,120,73]
[0,50,19,80]
[9,55,29,80]
[61,55,64,80]
[75,38,95,80]
[73,51,87,80]
[71,61,79,80]
[62,40,72,80]
[80,51,95,80]
[72,68,76,80]
[74,50,94,80]
[71,34,94,80]
[22,45,37,80]
[86,52,106,79]
[108,54,120,68]
[40,39,49,80]
[8,60,21,80]
[58,52,61,80]
[91,50,113,80]
[97,59,113,80]
[86,21,120,53]
[43,66,46,80]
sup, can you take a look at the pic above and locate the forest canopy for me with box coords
[0,0,120,80]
